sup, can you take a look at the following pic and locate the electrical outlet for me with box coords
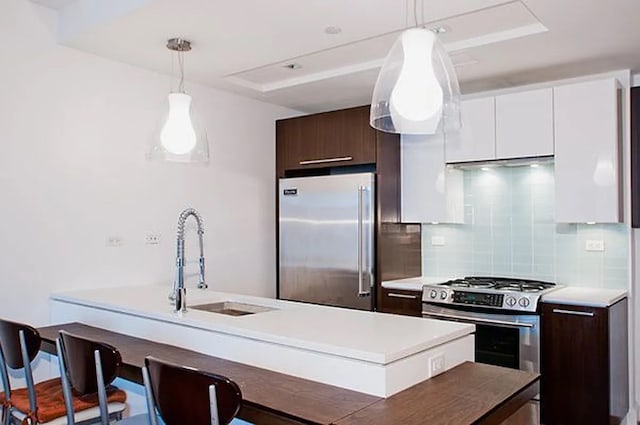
[106,236,123,247]
[428,354,445,377]
[585,240,605,252]
[145,234,161,245]
[431,236,445,246]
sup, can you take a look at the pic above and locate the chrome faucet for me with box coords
[169,208,207,312]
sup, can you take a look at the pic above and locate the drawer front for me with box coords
[380,288,422,317]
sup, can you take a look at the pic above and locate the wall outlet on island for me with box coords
[428,354,445,377]
[145,234,161,245]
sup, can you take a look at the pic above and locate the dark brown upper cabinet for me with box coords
[276,106,377,176]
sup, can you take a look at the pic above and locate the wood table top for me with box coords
[38,322,539,425]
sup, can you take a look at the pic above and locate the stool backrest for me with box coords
[0,318,42,414]
[0,319,40,369]
[59,331,121,395]
[144,356,242,425]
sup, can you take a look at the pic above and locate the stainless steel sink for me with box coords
[190,301,277,316]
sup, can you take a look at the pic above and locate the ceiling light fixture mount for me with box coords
[147,37,209,164]
[166,38,192,52]
[370,0,461,135]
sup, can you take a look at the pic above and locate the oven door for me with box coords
[422,303,540,374]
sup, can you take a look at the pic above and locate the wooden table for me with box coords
[39,323,539,425]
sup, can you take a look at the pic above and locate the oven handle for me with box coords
[422,311,535,329]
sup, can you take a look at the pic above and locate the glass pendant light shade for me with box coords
[147,38,209,164]
[161,93,197,154]
[370,28,461,135]
[148,93,209,163]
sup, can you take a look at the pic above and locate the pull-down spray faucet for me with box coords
[169,208,207,312]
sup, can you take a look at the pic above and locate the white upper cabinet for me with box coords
[445,97,495,163]
[401,134,464,224]
[495,88,554,159]
[554,78,621,223]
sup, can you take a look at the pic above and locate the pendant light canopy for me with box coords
[148,38,209,164]
[370,22,461,135]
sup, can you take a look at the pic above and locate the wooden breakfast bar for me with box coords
[38,322,539,425]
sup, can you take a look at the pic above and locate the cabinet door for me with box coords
[495,88,554,159]
[554,78,621,223]
[446,97,496,163]
[540,303,609,425]
[401,133,464,223]
[380,288,422,316]
[276,106,376,175]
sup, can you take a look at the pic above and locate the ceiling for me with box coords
[31,0,640,113]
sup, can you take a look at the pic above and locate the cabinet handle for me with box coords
[299,156,353,165]
[552,308,595,317]
[387,293,418,300]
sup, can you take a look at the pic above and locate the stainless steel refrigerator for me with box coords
[278,173,375,310]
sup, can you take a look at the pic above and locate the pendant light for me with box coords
[148,38,209,163]
[370,1,461,135]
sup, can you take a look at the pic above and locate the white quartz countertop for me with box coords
[541,287,628,308]
[381,276,458,291]
[51,285,474,365]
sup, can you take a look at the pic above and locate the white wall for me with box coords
[0,0,299,326]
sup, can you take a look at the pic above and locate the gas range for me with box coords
[422,276,560,313]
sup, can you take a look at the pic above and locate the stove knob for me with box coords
[519,297,530,308]
[440,290,448,300]
[430,290,438,299]
[505,296,517,307]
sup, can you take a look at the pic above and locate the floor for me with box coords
[500,401,539,425]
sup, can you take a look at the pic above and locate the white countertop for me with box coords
[381,276,458,291]
[541,286,628,308]
[51,285,474,365]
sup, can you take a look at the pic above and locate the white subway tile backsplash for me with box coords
[421,164,628,288]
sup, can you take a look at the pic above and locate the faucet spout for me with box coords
[170,208,207,312]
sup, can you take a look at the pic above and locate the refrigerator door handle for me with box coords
[358,185,370,297]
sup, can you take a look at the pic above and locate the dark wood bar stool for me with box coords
[56,331,148,425]
[143,356,242,425]
[0,319,130,425]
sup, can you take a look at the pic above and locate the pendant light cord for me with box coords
[178,50,185,93]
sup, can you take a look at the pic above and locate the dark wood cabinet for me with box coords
[380,288,422,317]
[276,106,377,175]
[540,299,628,425]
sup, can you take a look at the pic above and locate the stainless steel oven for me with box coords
[422,303,540,374]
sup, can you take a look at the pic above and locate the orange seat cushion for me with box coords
[7,377,127,423]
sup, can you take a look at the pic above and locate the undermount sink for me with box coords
[191,301,277,316]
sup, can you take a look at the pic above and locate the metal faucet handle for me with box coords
[197,282,208,289]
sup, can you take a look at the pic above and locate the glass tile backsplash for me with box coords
[422,163,628,288]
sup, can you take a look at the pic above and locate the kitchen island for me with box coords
[51,285,474,397]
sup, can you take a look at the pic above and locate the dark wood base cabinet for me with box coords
[540,299,628,425]
[380,288,422,317]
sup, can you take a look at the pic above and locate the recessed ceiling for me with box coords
[31,0,640,113]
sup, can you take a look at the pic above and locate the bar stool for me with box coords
[56,331,148,425]
[143,356,243,425]
[0,319,126,425]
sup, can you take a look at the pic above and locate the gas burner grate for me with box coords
[440,277,555,293]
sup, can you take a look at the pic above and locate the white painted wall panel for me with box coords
[0,0,299,326]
